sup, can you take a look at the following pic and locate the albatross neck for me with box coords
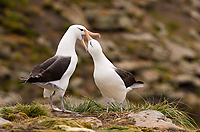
[55,31,77,56]
[92,52,114,68]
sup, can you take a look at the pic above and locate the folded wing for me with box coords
[19,56,71,83]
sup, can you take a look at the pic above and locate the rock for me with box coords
[113,0,145,18]
[76,117,102,129]
[189,10,200,22]
[191,0,200,9]
[0,66,11,80]
[37,36,52,47]
[156,22,168,36]
[189,28,200,41]
[183,92,200,106]
[173,74,200,88]
[0,46,11,59]
[0,117,11,125]
[127,110,185,131]
[154,84,173,95]
[164,39,196,62]
[86,9,133,31]
[58,3,89,27]
[121,32,157,42]
[114,60,153,71]
[53,125,95,132]
[140,69,160,83]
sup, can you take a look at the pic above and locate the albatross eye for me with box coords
[90,42,93,47]
[78,28,83,31]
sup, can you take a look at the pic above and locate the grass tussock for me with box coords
[0,102,49,119]
[63,96,197,130]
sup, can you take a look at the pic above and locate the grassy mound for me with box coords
[63,96,198,130]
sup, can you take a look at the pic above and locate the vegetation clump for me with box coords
[80,121,93,129]
[97,125,142,132]
[37,117,83,129]
[0,102,49,120]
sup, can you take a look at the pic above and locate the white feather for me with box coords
[126,84,144,93]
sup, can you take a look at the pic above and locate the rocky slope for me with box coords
[0,0,200,126]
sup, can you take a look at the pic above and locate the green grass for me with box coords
[63,96,197,130]
[0,102,49,118]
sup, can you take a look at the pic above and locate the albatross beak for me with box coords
[81,29,101,52]
[84,29,93,41]
[81,36,88,52]
[84,29,101,41]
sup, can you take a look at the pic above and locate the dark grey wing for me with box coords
[26,56,71,83]
[29,56,59,78]
[19,56,58,83]
[115,68,142,88]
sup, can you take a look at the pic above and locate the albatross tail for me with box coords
[126,81,144,93]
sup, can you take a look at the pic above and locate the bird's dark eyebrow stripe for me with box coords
[78,28,83,31]
[90,42,93,47]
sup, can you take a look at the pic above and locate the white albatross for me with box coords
[84,29,144,112]
[19,25,100,113]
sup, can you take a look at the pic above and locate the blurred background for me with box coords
[0,0,199,126]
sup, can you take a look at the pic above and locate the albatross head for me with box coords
[68,25,101,51]
[84,29,103,56]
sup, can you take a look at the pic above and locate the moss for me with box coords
[0,1,13,8]
[10,129,20,132]
[1,123,13,129]
[55,8,63,14]
[37,118,83,129]
[8,114,16,121]
[80,121,93,129]
[62,23,72,32]
[30,54,41,63]
[19,112,28,119]
[127,43,135,52]
[126,125,139,129]
[107,126,130,130]
[165,21,179,32]
[12,52,23,62]
[97,125,142,132]
[52,125,63,130]
[141,127,153,132]
[43,1,53,10]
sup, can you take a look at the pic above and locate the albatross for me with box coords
[19,25,100,113]
[84,29,143,112]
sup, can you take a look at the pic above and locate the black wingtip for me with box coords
[136,81,144,84]
[18,80,26,84]
[18,77,27,84]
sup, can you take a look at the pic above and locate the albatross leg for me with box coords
[50,95,62,112]
[106,102,110,112]
[120,103,123,113]
[60,96,78,113]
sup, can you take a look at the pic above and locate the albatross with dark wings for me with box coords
[19,25,100,113]
[84,29,143,112]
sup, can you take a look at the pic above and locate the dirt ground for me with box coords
[52,111,136,130]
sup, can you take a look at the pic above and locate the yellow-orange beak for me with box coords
[81,30,101,51]
[81,36,88,52]
[84,29,93,41]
